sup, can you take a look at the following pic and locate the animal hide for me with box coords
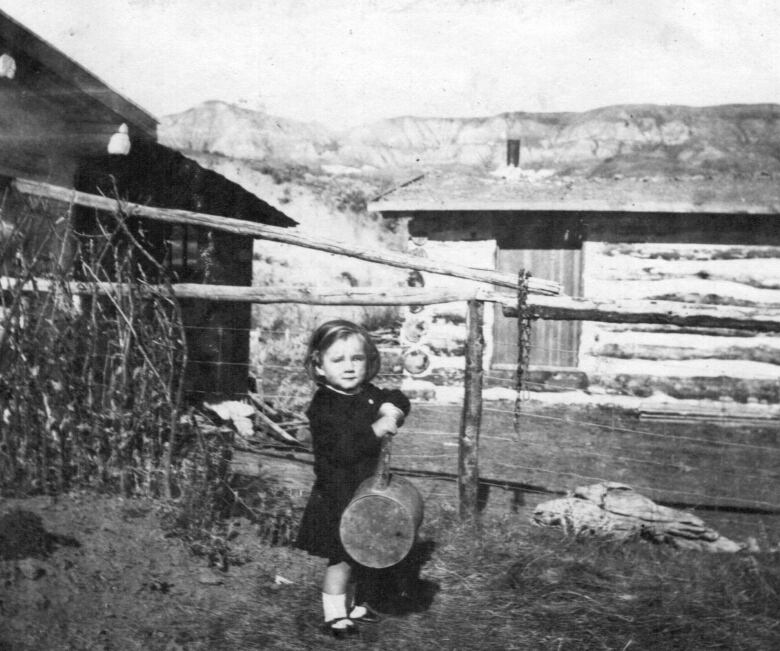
[533,482,743,552]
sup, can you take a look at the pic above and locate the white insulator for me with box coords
[0,54,16,79]
[107,123,131,155]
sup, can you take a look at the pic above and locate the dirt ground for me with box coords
[2,489,779,651]
[0,493,297,650]
[0,492,450,651]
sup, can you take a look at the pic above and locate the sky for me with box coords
[1,0,778,129]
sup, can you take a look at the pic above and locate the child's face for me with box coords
[316,334,368,393]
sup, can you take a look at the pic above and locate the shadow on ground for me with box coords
[355,538,439,615]
[0,509,81,560]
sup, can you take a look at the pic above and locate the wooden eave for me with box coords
[368,198,780,216]
[0,9,157,138]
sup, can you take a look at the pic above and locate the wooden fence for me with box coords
[12,178,780,521]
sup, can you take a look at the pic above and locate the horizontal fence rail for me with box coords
[4,277,780,331]
[503,293,780,332]
[12,178,560,295]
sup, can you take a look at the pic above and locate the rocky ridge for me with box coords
[160,101,780,176]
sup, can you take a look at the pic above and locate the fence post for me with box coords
[459,299,484,521]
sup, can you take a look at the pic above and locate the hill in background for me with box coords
[161,100,780,177]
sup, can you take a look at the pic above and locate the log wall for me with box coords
[581,242,780,401]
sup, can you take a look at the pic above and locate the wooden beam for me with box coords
[246,393,301,445]
[458,299,484,522]
[237,447,780,514]
[11,178,561,296]
[5,277,780,332]
[369,198,780,215]
[0,277,494,305]
[180,284,491,305]
[500,294,780,333]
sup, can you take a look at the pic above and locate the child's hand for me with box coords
[378,402,405,425]
[372,414,398,439]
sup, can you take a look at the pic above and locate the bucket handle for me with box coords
[373,435,392,490]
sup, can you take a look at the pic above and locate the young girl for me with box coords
[295,319,410,638]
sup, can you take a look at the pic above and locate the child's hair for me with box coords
[304,319,381,383]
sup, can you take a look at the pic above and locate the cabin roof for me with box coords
[0,9,157,138]
[369,169,780,215]
[0,10,296,229]
[76,140,298,228]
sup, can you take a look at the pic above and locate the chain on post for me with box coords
[514,270,533,434]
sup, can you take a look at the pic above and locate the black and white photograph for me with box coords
[0,1,778,648]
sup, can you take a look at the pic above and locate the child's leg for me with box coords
[321,561,354,631]
[346,568,381,623]
[323,560,351,595]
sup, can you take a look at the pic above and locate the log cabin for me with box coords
[369,142,780,399]
[0,9,296,400]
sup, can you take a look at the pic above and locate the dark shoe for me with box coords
[350,604,382,624]
[322,618,358,638]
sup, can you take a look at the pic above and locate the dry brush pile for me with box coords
[0,190,303,566]
[0,192,218,499]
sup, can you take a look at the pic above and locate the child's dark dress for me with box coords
[295,383,410,564]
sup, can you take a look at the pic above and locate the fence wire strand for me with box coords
[244,321,779,514]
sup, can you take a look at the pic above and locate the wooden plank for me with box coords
[459,300,484,521]
[584,213,780,245]
[640,404,780,417]
[639,415,780,427]
[11,178,561,295]
[491,365,589,391]
[230,449,314,505]
[405,211,780,246]
[246,393,301,445]
[639,403,780,426]
[494,247,582,367]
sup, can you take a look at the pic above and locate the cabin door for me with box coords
[492,248,583,369]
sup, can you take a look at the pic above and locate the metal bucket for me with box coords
[340,438,424,568]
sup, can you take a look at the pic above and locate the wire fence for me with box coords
[205,319,780,538]
[3,183,779,547]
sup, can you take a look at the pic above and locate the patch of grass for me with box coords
[160,468,303,570]
[420,510,778,649]
[496,530,780,650]
[201,502,779,650]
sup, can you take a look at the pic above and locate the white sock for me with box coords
[322,592,351,628]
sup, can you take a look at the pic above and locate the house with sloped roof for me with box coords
[0,8,296,400]
[369,144,780,398]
